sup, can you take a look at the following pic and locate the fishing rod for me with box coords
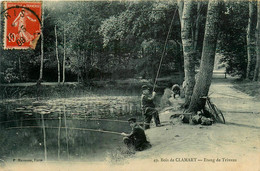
[0,117,130,124]
[7,126,123,135]
[152,7,178,92]
[6,121,172,134]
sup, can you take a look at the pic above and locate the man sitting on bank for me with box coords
[121,118,151,151]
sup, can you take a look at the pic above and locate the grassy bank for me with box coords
[0,81,141,100]
[232,80,260,99]
[0,77,180,100]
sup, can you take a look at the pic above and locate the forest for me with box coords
[1,0,259,112]
[0,1,258,81]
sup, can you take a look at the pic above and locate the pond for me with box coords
[0,96,143,162]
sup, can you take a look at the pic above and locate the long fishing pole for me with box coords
[6,120,173,135]
[152,7,178,92]
[0,118,129,124]
[7,126,123,135]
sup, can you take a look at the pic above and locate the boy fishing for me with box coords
[121,118,151,151]
[141,85,161,129]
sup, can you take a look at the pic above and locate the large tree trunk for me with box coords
[55,25,60,84]
[253,1,260,81]
[181,0,197,107]
[246,1,257,80]
[188,0,222,113]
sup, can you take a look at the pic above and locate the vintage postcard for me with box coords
[0,0,259,171]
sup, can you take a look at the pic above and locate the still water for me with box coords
[0,96,143,162]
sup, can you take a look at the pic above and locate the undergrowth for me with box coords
[233,80,260,100]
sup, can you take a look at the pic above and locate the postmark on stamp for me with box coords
[2,1,42,50]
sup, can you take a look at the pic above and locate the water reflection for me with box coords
[0,96,143,161]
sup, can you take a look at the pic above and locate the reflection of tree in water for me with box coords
[0,96,142,160]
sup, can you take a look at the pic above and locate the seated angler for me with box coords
[121,118,151,151]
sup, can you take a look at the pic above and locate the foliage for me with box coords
[99,1,183,80]
[0,1,256,83]
[233,79,260,99]
[217,1,249,78]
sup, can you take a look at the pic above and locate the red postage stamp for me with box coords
[3,1,42,49]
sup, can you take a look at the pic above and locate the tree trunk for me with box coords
[18,56,22,81]
[77,49,81,83]
[246,1,257,80]
[55,25,60,84]
[181,0,197,107]
[177,0,184,22]
[253,1,260,81]
[142,47,148,79]
[194,2,202,51]
[39,2,44,82]
[188,0,222,113]
[177,42,184,84]
[118,40,121,65]
[0,2,2,84]
[62,26,66,84]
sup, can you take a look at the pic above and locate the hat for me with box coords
[128,117,137,123]
[171,84,180,91]
[142,85,150,91]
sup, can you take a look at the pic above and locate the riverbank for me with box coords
[122,77,260,171]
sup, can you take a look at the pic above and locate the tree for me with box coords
[39,1,44,82]
[99,2,182,80]
[0,2,2,84]
[253,1,260,81]
[177,0,184,21]
[54,25,60,83]
[217,1,248,78]
[180,0,197,107]
[188,0,223,113]
[193,1,208,63]
[62,25,66,83]
[246,0,257,80]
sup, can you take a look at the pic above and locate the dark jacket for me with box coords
[128,124,150,150]
[141,94,155,109]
